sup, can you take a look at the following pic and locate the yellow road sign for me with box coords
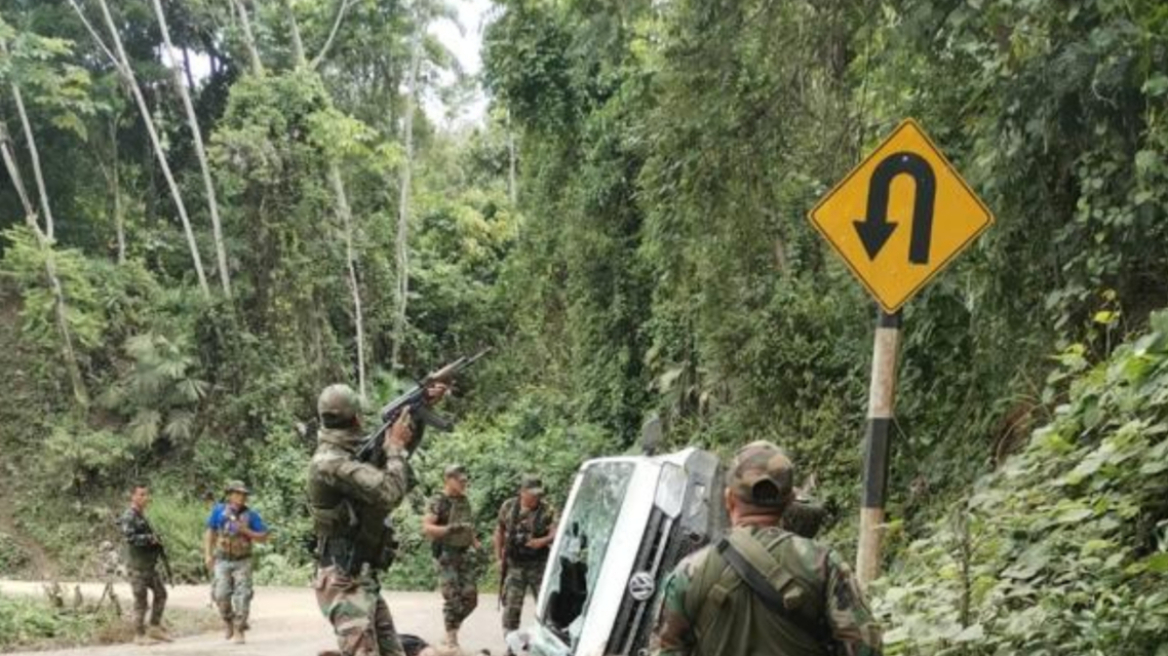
[808,119,994,313]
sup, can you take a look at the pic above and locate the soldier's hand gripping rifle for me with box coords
[355,349,490,464]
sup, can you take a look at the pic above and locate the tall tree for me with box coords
[2,40,55,241]
[286,0,368,396]
[151,0,232,297]
[67,0,211,297]
[231,0,264,76]
[392,8,425,370]
[0,121,88,407]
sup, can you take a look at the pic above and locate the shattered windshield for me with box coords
[540,461,636,645]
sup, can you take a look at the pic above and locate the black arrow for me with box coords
[853,151,936,264]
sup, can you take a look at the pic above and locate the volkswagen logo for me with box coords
[628,571,656,601]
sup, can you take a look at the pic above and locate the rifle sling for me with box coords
[715,535,830,644]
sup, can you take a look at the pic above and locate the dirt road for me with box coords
[0,580,534,656]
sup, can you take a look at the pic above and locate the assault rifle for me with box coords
[141,517,174,586]
[355,349,490,464]
[158,542,174,586]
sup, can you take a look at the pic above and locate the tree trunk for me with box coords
[2,40,56,240]
[112,119,125,264]
[0,122,89,407]
[284,0,307,67]
[231,0,264,76]
[311,0,353,69]
[152,0,231,297]
[0,121,35,217]
[90,0,210,297]
[507,109,518,205]
[392,23,424,370]
[287,8,368,395]
[329,166,367,398]
[181,46,196,91]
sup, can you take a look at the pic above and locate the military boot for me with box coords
[223,618,235,640]
[147,625,173,642]
[232,621,246,644]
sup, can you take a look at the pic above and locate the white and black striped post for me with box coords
[856,309,902,586]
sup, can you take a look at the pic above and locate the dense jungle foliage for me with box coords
[1,0,1166,651]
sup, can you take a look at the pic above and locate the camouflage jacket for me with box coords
[497,497,558,564]
[429,493,475,549]
[307,426,413,567]
[118,506,161,571]
[649,524,882,656]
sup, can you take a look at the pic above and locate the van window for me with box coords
[540,461,636,645]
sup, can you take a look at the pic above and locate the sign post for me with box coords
[807,119,994,585]
[856,310,901,584]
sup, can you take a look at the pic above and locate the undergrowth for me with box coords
[873,311,1168,655]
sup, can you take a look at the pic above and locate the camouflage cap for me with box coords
[444,463,468,479]
[318,383,361,421]
[728,441,795,509]
[519,474,544,496]
[225,480,250,495]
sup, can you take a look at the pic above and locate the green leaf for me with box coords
[953,623,985,642]
[1144,74,1168,97]
[1145,553,1168,574]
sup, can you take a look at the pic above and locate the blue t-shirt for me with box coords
[206,503,268,535]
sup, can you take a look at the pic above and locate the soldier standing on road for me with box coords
[117,483,171,645]
[649,441,883,656]
[494,475,558,646]
[204,480,270,644]
[308,382,447,656]
[422,464,481,651]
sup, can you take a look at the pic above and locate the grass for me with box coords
[0,593,219,652]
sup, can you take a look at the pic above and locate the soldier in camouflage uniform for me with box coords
[422,464,481,650]
[493,475,558,642]
[308,382,447,656]
[649,441,882,656]
[117,483,171,645]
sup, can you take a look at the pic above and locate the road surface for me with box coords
[0,580,534,656]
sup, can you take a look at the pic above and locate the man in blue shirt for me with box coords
[203,480,269,644]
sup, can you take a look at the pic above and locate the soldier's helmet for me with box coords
[728,441,796,510]
[318,384,361,422]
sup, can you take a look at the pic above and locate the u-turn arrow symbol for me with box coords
[852,152,936,264]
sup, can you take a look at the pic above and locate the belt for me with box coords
[215,552,252,562]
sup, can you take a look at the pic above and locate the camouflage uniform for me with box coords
[118,506,167,637]
[498,479,558,634]
[429,489,479,632]
[308,384,417,656]
[649,442,882,656]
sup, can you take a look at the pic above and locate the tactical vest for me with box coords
[505,498,550,563]
[215,505,254,560]
[684,526,833,656]
[120,508,160,570]
[434,494,475,549]
[308,440,398,571]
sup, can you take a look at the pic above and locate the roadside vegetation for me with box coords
[0,0,1165,652]
[0,591,216,652]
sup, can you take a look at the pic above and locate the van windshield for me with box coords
[539,461,636,645]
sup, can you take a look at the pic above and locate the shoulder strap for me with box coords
[510,495,522,525]
[716,535,791,614]
[435,495,452,524]
[717,531,831,644]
